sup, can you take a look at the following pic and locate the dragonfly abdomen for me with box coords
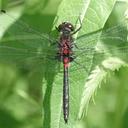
[63,65,69,123]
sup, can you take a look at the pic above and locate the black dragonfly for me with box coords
[0,9,128,123]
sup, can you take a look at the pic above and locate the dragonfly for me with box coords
[55,21,82,123]
[0,9,128,123]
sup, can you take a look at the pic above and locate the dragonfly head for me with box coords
[57,22,74,34]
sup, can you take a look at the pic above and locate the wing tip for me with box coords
[1,9,6,13]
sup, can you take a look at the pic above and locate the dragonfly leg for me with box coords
[71,17,82,35]
[56,26,60,31]
[73,43,80,49]
[70,56,76,62]
[70,41,83,50]
[73,43,86,50]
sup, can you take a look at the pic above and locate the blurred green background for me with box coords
[0,0,128,128]
[0,0,61,128]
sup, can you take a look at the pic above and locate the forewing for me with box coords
[0,10,58,71]
[71,19,128,72]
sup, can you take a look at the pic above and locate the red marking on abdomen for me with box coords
[64,63,69,68]
[64,58,70,68]
[64,58,69,63]
[64,49,69,54]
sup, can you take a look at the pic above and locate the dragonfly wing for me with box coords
[0,9,60,71]
[0,10,57,44]
[0,30,58,72]
[0,44,59,72]
[75,19,128,50]
[71,19,128,73]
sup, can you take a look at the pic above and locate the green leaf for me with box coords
[0,0,128,127]
[78,0,128,121]
[42,0,127,127]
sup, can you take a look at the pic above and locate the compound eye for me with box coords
[68,24,74,31]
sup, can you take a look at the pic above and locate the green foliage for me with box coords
[0,0,128,128]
